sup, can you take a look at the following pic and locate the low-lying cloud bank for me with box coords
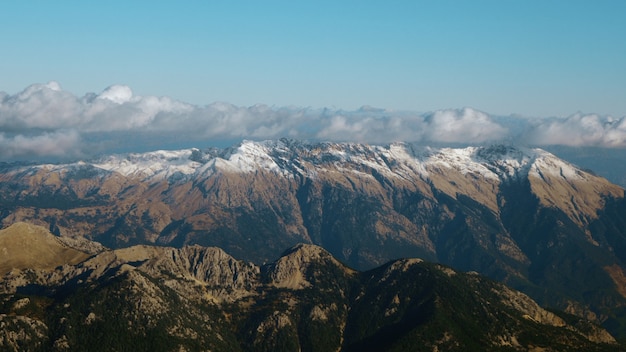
[1,82,625,160]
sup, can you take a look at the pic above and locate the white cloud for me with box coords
[524,113,626,147]
[425,108,509,143]
[97,85,133,104]
[316,108,509,144]
[0,81,83,130]
[0,129,82,159]
[1,82,625,160]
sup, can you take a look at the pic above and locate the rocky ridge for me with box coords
[0,223,618,351]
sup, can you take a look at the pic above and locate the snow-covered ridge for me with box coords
[6,140,582,184]
[93,149,200,179]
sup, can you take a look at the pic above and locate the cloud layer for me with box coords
[1,82,625,160]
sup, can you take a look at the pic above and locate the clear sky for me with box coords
[2,0,625,117]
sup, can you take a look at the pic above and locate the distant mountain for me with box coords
[0,223,618,351]
[1,139,626,339]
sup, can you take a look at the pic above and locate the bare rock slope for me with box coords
[0,224,618,351]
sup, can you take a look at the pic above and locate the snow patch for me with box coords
[5,141,586,190]
[424,147,500,180]
[93,149,200,179]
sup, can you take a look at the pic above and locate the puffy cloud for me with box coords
[0,82,83,130]
[0,129,82,159]
[1,82,625,160]
[523,114,626,147]
[424,108,509,144]
[315,108,510,144]
[0,82,194,134]
[317,114,419,143]
[97,85,133,104]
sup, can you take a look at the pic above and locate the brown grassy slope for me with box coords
[0,222,90,274]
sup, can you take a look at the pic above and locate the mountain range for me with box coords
[1,139,626,343]
[0,222,619,351]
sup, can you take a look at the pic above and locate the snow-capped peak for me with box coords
[218,140,287,175]
[5,140,598,188]
[93,142,571,183]
[93,149,200,179]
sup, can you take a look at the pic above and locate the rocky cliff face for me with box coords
[0,224,618,351]
[1,140,626,337]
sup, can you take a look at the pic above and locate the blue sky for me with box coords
[1,1,626,161]
[2,1,625,117]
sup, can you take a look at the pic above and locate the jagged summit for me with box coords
[265,243,355,290]
[278,242,333,258]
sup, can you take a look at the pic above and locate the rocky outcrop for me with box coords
[137,245,261,302]
[0,314,48,352]
[264,244,355,289]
